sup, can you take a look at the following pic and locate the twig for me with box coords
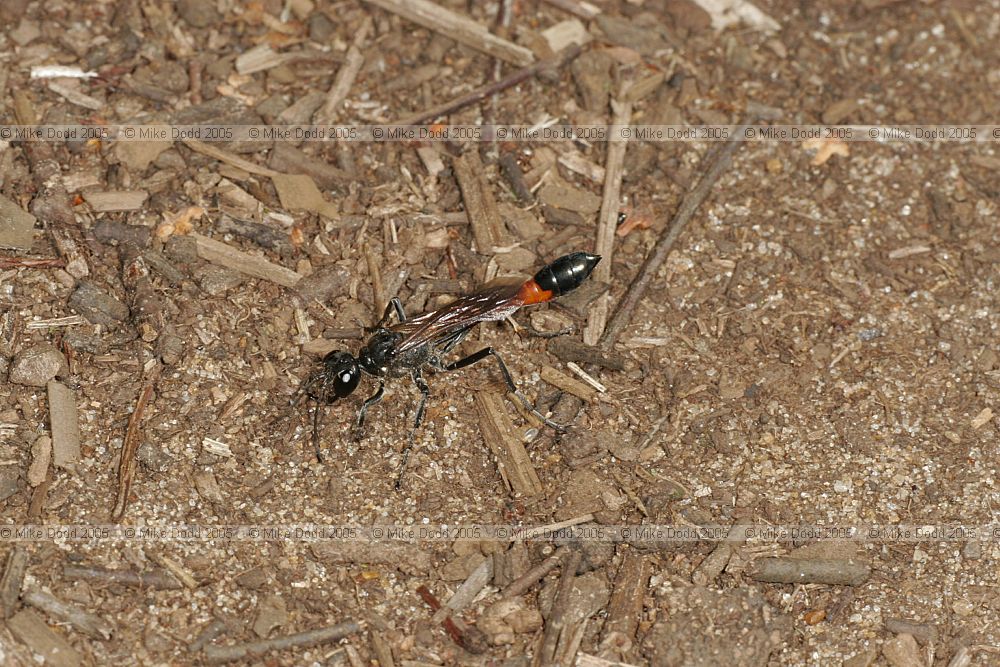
[47,381,81,468]
[540,366,597,402]
[433,557,493,622]
[363,242,385,320]
[314,17,372,125]
[475,391,543,497]
[13,92,88,278]
[203,621,361,664]
[416,585,488,654]
[536,550,582,666]
[370,630,395,667]
[499,152,533,203]
[599,118,753,349]
[0,257,65,269]
[547,338,627,371]
[501,548,566,600]
[364,0,534,66]
[22,588,114,639]
[452,150,506,254]
[0,546,29,618]
[63,564,182,590]
[748,557,871,586]
[541,0,601,19]
[111,383,153,521]
[602,554,648,643]
[584,93,632,345]
[182,139,280,178]
[191,233,302,288]
[396,45,582,125]
[691,521,749,585]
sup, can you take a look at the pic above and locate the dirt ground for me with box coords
[1,0,999,665]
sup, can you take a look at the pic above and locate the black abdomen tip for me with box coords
[534,252,602,295]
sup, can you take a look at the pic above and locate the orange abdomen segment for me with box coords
[517,279,554,305]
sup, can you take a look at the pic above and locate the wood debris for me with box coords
[475,391,543,497]
[364,0,534,66]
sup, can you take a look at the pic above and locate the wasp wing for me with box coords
[390,278,525,355]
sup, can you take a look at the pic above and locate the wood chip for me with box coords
[22,587,114,640]
[28,434,51,486]
[1,546,29,618]
[314,17,372,124]
[192,233,302,288]
[364,0,535,66]
[540,366,597,402]
[541,19,591,53]
[7,609,83,667]
[970,407,993,430]
[0,193,38,251]
[83,190,149,212]
[271,173,339,219]
[47,380,81,467]
[475,391,543,497]
[203,621,361,664]
[183,139,280,178]
[453,151,507,254]
[887,244,932,260]
[749,557,871,586]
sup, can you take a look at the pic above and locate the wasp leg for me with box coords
[355,381,385,439]
[368,297,407,332]
[395,369,430,490]
[443,347,566,432]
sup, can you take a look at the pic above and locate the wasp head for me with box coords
[307,350,361,403]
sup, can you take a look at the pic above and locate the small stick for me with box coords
[363,243,385,320]
[541,0,601,19]
[748,557,871,586]
[499,152,534,203]
[370,630,395,667]
[191,233,302,288]
[14,91,89,278]
[452,151,503,254]
[501,548,565,600]
[433,557,493,622]
[395,45,582,126]
[584,93,632,346]
[314,17,372,125]
[565,362,606,393]
[416,585,488,654]
[189,618,229,652]
[602,553,648,643]
[0,546,29,618]
[182,139,280,178]
[536,550,582,666]
[111,383,153,521]
[22,588,114,639]
[691,522,749,585]
[203,621,361,664]
[0,257,65,269]
[47,380,81,467]
[149,553,198,589]
[475,391,543,497]
[885,618,938,643]
[558,617,587,667]
[599,118,753,350]
[365,0,534,66]
[540,366,596,402]
[547,338,627,371]
[63,564,182,590]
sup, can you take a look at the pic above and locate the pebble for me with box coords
[194,265,244,296]
[68,282,130,327]
[253,594,288,637]
[881,633,922,667]
[177,0,219,28]
[9,344,69,387]
[0,468,22,503]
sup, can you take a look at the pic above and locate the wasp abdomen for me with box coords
[532,252,601,296]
